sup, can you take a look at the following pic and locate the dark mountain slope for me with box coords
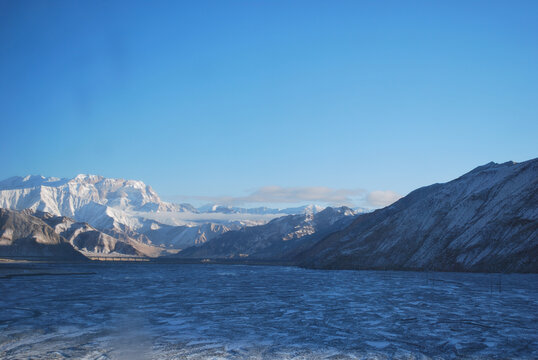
[24,210,148,257]
[0,208,87,260]
[297,159,538,273]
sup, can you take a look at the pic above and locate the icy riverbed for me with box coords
[0,263,536,359]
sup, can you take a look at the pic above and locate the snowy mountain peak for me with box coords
[72,174,104,183]
[317,205,356,217]
[0,173,180,226]
[23,174,44,182]
[0,175,68,190]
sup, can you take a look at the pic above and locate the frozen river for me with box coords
[0,263,536,359]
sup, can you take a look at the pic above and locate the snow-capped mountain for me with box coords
[0,175,242,250]
[197,204,326,215]
[0,174,185,217]
[276,204,326,215]
[177,206,358,260]
[0,174,321,250]
[1,158,536,269]
[297,159,538,273]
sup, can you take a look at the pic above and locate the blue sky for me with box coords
[1,1,537,208]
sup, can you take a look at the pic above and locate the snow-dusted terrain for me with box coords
[299,159,538,272]
[0,175,331,254]
[0,158,536,268]
[0,174,181,218]
[177,206,358,260]
[0,175,327,227]
[0,263,536,359]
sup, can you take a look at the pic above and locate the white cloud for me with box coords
[366,190,402,208]
[241,186,365,204]
[168,186,403,209]
[171,186,366,206]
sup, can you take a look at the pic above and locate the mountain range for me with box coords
[0,175,330,255]
[0,158,536,272]
[176,206,357,260]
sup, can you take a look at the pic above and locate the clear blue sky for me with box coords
[1,1,537,207]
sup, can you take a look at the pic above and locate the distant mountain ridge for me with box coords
[196,204,327,215]
[177,206,358,260]
[0,175,333,217]
[0,174,336,251]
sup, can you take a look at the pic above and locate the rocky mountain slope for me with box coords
[298,159,538,273]
[23,210,164,257]
[0,175,314,250]
[177,206,357,260]
[0,208,87,260]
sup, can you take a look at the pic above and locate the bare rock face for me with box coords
[24,210,163,257]
[297,159,538,273]
[0,209,87,260]
[176,206,357,260]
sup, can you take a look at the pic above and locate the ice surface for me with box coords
[0,264,536,359]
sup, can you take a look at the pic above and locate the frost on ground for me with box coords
[0,263,536,359]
